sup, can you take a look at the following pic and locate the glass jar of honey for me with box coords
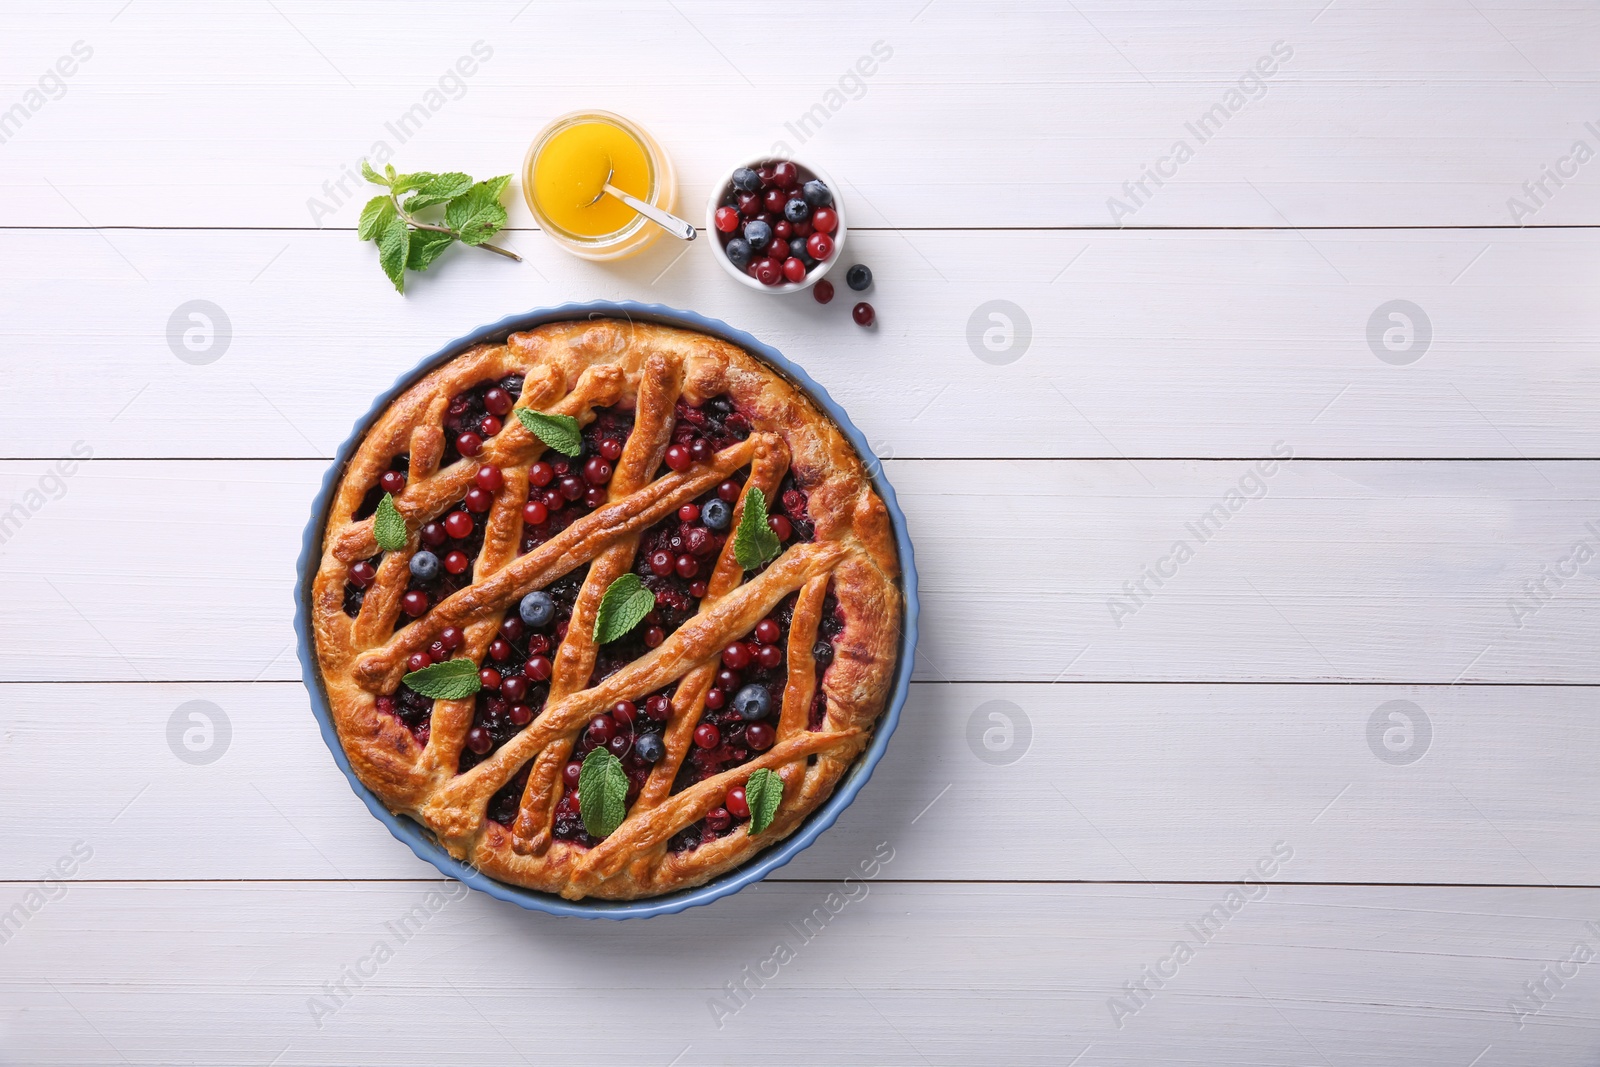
[522,110,677,261]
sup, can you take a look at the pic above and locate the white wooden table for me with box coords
[4,2,1599,1062]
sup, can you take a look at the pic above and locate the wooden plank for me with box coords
[4,227,1600,460]
[3,458,1596,683]
[5,681,1597,886]
[3,2,1599,227]
[2,881,1598,1064]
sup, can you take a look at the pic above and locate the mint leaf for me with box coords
[357,195,395,241]
[515,408,582,457]
[377,214,411,293]
[593,573,656,645]
[407,230,455,272]
[745,768,783,834]
[579,747,628,838]
[373,492,408,551]
[444,176,511,246]
[361,159,389,187]
[402,657,481,700]
[389,170,434,196]
[404,172,473,212]
[733,486,782,571]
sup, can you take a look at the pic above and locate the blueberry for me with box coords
[725,237,752,268]
[636,732,664,762]
[519,591,555,627]
[742,220,772,250]
[733,684,772,721]
[409,551,439,582]
[732,168,761,194]
[783,198,810,223]
[701,498,732,531]
[789,237,817,266]
[801,179,832,208]
[846,264,872,291]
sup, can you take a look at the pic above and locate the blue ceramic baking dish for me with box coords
[294,301,919,918]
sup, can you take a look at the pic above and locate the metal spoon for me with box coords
[587,165,696,241]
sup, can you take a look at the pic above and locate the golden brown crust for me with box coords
[309,319,901,901]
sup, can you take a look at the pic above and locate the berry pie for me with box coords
[308,319,902,900]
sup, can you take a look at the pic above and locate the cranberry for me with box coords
[738,192,761,217]
[543,489,565,511]
[675,555,699,579]
[763,188,787,213]
[585,487,606,509]
[488,638,511,662]
[376,695,395,715]
[444,550,469,574]
[501,675,529,702]
[813,279,834,304]
[407,651,431,672]
[420,522,447,547]
[726,786,750,819]
[716,667,741,691]
[583,456,612,484]
[722,643,752,670]
[694,722,721,749]
[429,640,448,660]
[747,722,775,750]
[349,560,376,587]
[380,470,407,494]
[401,591,428,617]
[773,161,799,188]
[769,514,792,541]
[439,626,463,651]
[774,219,792,240]
[646,694,670,717]
[479,415,503,437]
[717,480,741,502]
[466,727,492,755]
[483,387,513,416]
[689,580,708,598]
[793,219,813,237]
[500,616,525,642]
[586,715,617,745]
[753,260,780,287]
[783,257,808,283]
[715,205,740,232]
[756,165,776,185]
[644,626,665,648]
[706,806,732,832]
[806,232,834,260]
[456,431,483,457]
[600,437,623,461]
[509,703,534,726]
[476,465,504,492]
[464,487,492,512]
[685,526,714,557]
[650,550,674,576]
[757,644,784,670]
[559,475,584,501]
[612,700,637,726]
[607,734,632,757]
[812,207,838,234]
[664,444,691,471]
[529,461,555,487]
[755,619,781,645]
[852,301,875,327]
[689,438,714,463]
[705,688,726,710]
[678,503,700,523]
[523,499,548,525]
[444,510,473,538]
[525,655,553,682]
[563,761,583,788]
[478,668,501,690]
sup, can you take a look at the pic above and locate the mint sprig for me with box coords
[733,486,782,571]
[515,408,582,457]
[358,161,520,294]
[745,768,783,834]
[373,492,408,551]
[579,747,628,838]
[401,658,481,700]
[593,573,656,644]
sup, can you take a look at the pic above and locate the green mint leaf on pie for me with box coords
[373,492,408,551]
[745,768,783,834]
[401,657,481,700]
[361,158,389,187]
[515,408,582,457]
[733,486,782,571]
[377,214,411,293]
[593,573,656,645]
[407,230,455,272]
[404,172,473,212]
[444,176,512,246]
[578,747,628,838]
[357,195,396,241]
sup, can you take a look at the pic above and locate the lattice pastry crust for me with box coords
[309,319,901,900]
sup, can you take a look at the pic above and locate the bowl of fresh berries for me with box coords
[706,156,846,293]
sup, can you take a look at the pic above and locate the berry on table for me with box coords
[813,279,834,304]
[846,264,872,291]
[520,591,555,627]
[409,551,440,582]
[852,301,876,327]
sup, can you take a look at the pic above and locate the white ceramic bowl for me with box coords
[705,155,847,294]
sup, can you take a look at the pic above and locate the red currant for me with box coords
[715,205,740,232]
[444,510,473,539]
[483,387,513,416]
[806,232,833,261]
[456,432,483,457]
[664,444,691,471]
[401,591,428,617]
[852,301,875,327]
[812,207,838,234]
[528,461,555,487]
[444,550,469,574]
[694,722,721,749]
[813,279,834,304]
[380,470,406,494]
[475,465,504,491]
[523,499,548,525]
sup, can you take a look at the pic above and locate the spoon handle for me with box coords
[603,183,696,241]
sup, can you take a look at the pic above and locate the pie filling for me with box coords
[547,687,676,844]
[442,374,523,469]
